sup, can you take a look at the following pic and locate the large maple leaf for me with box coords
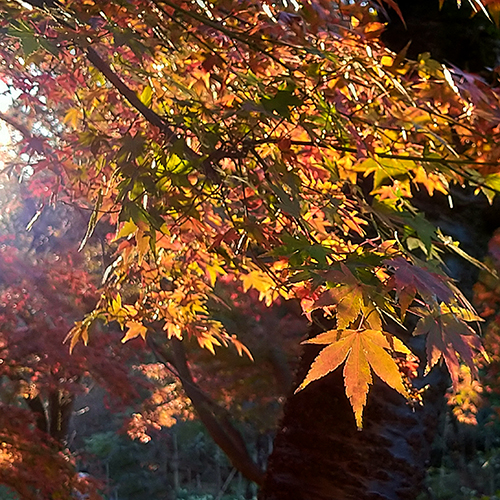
[297,328,409,428]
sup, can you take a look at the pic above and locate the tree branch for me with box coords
[85,48,225,181]
[0,111,31,138]
[85,48,175,140]
[149,337,265,486]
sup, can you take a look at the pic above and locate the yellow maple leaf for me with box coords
[115,219,138,240]
[122,321,148,343]
[63,107,81,129]
[111,293,122,315]
[197,333,221,354]
[164,322,182,339]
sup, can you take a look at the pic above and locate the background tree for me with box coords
[0,173,148,499]
[382,0,500,73]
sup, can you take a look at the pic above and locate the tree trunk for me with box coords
[259,332,448,500]
[26,388,74,446]
[48,389,74,445]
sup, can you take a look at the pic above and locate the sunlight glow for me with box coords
[0,82,17,170]
[0,82,13,150]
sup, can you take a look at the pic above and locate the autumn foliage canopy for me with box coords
[1,0,500,459]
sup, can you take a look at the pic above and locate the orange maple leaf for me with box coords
[297,328,409,428]
[121,321,148,343]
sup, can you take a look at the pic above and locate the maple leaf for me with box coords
[413,312,485,387]
[122,321,148,343]
[241,267,281,306]
[305,264,381,330]
[308,264,364,326]
[385,257,454,314]
[63,107,81,129]
[413,166,448,196]
[115,219,138,240]
[196,332,221,354]
[230,335,254,361]
[297,328,409,428]
[308,285,363,326]
[66,321,84,354]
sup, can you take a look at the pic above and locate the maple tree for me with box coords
[0,176,151,499]
[1,0,500,497]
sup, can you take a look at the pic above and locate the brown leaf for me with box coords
[385,257,454,310]
[413,312,484,387]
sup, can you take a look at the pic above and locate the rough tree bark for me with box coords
[26,389,74,446]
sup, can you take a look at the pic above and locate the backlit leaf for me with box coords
[413,312,485,386]
[63,108,81,129]
[122,321,148,343]
[299,328,409,428]
[139,85,153,107]
[116,219,138,240]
